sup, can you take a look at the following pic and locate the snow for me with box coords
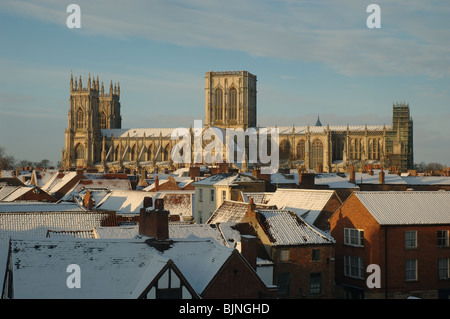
[7,237,235,298]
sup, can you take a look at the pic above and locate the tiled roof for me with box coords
[95,190,152,215]
[241,192,274,204]
[0,202,86,213]
[258,210,334,246]
[8,237,235,298]
[0,211,116,239]
[207,200,276,224]
[354,191,450,225]
[266,189,336,225]
[194,173,263,186]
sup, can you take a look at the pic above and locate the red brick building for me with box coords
[329,191,450,299]
[243,206,335,299]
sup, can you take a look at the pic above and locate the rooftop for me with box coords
[353,191,450,225]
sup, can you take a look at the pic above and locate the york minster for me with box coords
[62,71,413,173]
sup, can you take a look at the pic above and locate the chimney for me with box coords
[379,167,385,184]
[241,235,257,270]
[189,166,200,180]
[154,175,159,191]
[139,198,169,240]
[350,166,356,184]
[143,196,153,208]
[298,172,315,189]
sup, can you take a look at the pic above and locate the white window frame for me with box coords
[405,259,418,281]
[344,256,365,279]
[438,230,449,247]
[199,188,203,202]
[344,228,364,247]
[405,230,417,249]
[438,258,450,280]
[279,249,290,262]
[222,190,226,202]
[210,189,215,202]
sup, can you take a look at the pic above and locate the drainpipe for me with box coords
[384,226,388,299]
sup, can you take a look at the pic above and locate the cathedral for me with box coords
[62,71,414,173]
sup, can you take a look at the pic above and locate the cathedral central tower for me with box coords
[205,71,257,130]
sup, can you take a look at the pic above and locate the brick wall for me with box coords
[330,194,450,299]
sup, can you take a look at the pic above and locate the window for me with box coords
[344,228,364,247]
[344,256,364,279]
[222,190,226,202]
[214,88,223,121]
[100,112,107,129]
[76,109,84,130]
[75,144,84,160]
[310,273,322,295]
[312,249,321,261]
[279,249,290,262]
[296,140,305,161]
[198,211,202,224]
[210,189,215,202]
[438,230,449,247]
[405,231,417,248]
[406,259,417,281]
[310,139,323,169]
[277,273,290,297]
[199,189,203,202]
[438,258,449,280]
[229,88,237,120]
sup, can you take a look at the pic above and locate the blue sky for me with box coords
[0,0,449,167]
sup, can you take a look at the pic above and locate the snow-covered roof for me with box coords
[95,190,152,216]
[101,128,175,138]
[41,171,79,194]
[269,124,391,135]
[266,189,337,225]
[207,200,276,224]
[354,191,450,225]
[194,173,263,186]
[240,192,274,204]
[0,202,86,213]
[349,170,407,184]
[258,210,335,246]
[402,176,450,185]
[7,237,235,298]
[314,173,359,189]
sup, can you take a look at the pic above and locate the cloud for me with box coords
[1,1,449,78]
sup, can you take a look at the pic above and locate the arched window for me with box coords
[214,88,223,121]
[100,112,107,129]
[296,140,305,161]
[229,88,237,121]
[76,109,84,130]
[279,139,291,161]
[114,146,119,161]
[310,139,323,170]
[75,144,84,160]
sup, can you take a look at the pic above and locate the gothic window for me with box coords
[114,146,119,161]
[350,138,362,160]
[75,144,84,160]
[76,109,84,130]
[310,139,323,169]
[368,138,379,160]
[332,137,344,161]
[296,140,305,161]
[214,88,223,121]
[229,88,237,120]
[100,112,107,129]
[279,139,291,161]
